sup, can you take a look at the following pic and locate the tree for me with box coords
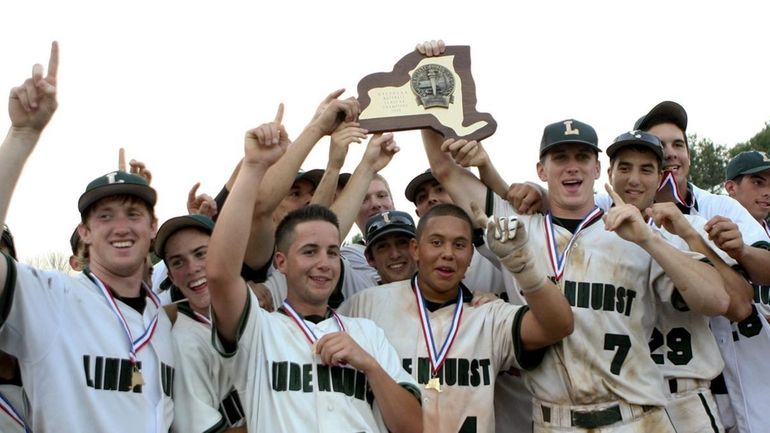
[26,251,73,274]
[728,121,770,158]
[687,133,729,194]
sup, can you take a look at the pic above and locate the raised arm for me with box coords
[649,203,753,321]
[207,111,287,343]
[311,122,367,207]
[603,185,729,317]
[0,42,59,286]
[330,133,398,242]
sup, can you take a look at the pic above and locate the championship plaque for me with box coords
[357,46,496,141]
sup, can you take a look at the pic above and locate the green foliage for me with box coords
[729,122,770,158]
[687,133,729,194]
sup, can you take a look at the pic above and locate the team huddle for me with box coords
[0,39,768,433]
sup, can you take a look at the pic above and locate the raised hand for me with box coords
[311,89,360,135]
[362,133,399,173]
[9,41,59,132]
[186,182,217,218]
[415,39,446,57]
[507,183,544,215]
[646,202,697,240]
[603,184,652,245]
[119,148,153,183]
[441,138,487,168]
[244,104,289,167]
[329,122,367,169]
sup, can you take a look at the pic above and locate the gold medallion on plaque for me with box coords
[411,64,455,109]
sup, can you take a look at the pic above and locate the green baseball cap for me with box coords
[364,211,416,252]
[78,171,157,214]
[606,130,664,162]
[725,151,770,181]
[404,169,437,204]
[540,119,600,157]
[154,214,215,260]
[295,169,324,188]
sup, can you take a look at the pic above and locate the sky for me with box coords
[1,0,769,260]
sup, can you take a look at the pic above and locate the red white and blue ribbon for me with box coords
[0,392,28,432]
[193,311,211,326]
[90,272,161,364]
[281,300,346,347]
[763,220,770,238]
[657,171,695,208]
[544,207,603,282]
[412,275,464,376]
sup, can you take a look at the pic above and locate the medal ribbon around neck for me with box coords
[657,171,695,208]
[411,275,464,377]
[89,271,161,364]
[763,220,770,238]
[193,311,211,326]
[0,392,28,432]
[544,207,603,282]
[281,300,346,347]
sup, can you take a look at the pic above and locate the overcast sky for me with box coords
[2,0,769,260]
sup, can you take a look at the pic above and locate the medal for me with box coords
[544,207,603,282]
[657,171,695,209]
[426,377,442,393]
[131,364,145,388]
[282,300,345,354]
[412,275,463,392]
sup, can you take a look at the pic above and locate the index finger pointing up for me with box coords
[274,103,284,124]
[46,41,59,82]
[604,183,625,206]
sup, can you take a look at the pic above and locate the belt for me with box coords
[535,400,654,429]
[668,378,711,394]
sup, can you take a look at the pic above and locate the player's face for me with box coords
[366,233,416,284]
[726,171,770,221]
[647,123,690,190]
[272,179,315,225]
[537,143,601,218]
[356,179,395,231]
[165,228,211,314]
[414,180,453,217]
[276,220,341,315]
[608,148,662,211]
[81,198,156,278]
[411,215,473,303]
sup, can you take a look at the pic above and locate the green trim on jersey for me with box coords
[399,382,423,406]
[751,240,770,251]
[202,417,228,433]
[0,254,16,326]
[211,283,252,358]
[511,305,547,370]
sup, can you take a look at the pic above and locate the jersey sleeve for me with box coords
[593,192,612,212]
[172,321,227,433]
[366,319,420,398]
[488,301,546,371]
[211,283,261,358]
[340,244,380,287]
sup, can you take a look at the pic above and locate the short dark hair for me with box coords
[275,204,339,253]
[415,203,473,240]
[608,145,662,171]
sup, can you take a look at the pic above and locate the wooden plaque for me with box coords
[357,46,496,141]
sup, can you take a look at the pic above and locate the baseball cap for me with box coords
[364,211,416,252]
[154,214,215,260]
[338,172,352,188]
[405,169,437,203]
[540,119,600,157]
[725,151,770,181]
[606,130,664,162]
[633,101,688,133]
[295,169,324,188]
[1,224,17,260]
[78,171,157,214]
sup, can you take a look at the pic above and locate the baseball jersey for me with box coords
[489,195,675,406]
[648,215,728,384]
[0,383,26,433]
[213,288,419,433]
[0,256,175,433]
[338,278,542,433]
[171,305,245,433]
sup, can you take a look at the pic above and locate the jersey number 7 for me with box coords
[604,333,630,375]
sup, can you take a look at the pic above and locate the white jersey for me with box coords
[213,288,419,433]
[0,257,174,433]
[490,195,675,406]
[0,383,26,433]
[339,278,537,433]
[648,215,727,384]
[171,306,245,433]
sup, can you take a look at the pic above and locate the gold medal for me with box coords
[131,364,145,388]
[426,377,442,393]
